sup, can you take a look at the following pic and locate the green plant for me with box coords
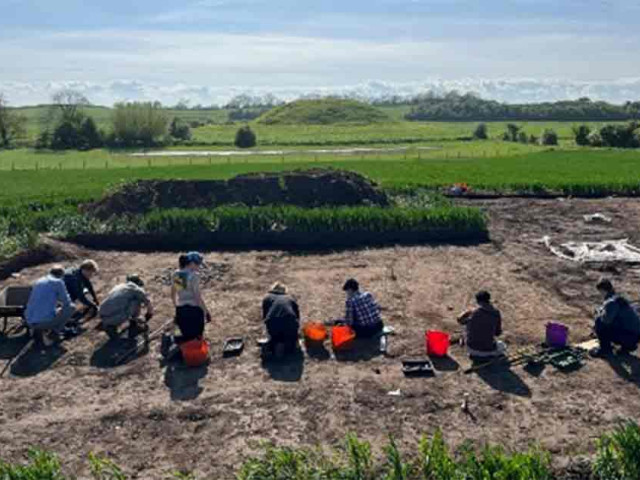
[593,421,640,480]
[235,125,257,148]
[88,452,127,480]
[0,449,65,480]
[416,431,458,480]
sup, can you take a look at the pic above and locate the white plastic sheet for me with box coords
[544,237,640,263]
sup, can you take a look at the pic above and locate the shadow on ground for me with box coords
[606,353,640,387]
[90,337,147,368]
[476,365,532,397]
[334,338,382,363]
[262,349,304,382]
[10,342,66,377]
[164,361,209,401]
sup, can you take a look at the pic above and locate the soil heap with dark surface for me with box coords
[86,169,389,219]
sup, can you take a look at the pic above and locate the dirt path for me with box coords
[1,198,640,478]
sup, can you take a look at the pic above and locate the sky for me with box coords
[1,0,640,106]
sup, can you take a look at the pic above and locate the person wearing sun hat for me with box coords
[261,282,301,356]
[98,274,154,340]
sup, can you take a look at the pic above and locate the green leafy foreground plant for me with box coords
[593,420,640,480]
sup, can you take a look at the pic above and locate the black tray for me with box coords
[223,337,245,357]
[402,359,435,377]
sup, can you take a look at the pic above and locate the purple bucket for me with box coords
[546,322,569,348]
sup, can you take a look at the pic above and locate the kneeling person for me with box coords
[591,278,640,357]
[343,278,384,338]
[262,283,300,355]
[458,290,505,358]
[25,266,75,345]
[99,275,153,339]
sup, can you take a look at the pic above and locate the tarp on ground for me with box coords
[544,237,640,263]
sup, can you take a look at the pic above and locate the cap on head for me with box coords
[270,282,287,294]
[597,278,614,293]
[49,265,65,278]
[476,290,491,304]
[80,259,99,274]
[343,278,360,292]
[185,251,205,266]
[126,274,144,287]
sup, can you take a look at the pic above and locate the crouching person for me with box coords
[343,278,384,338]
[590,278,640,357]
[458,290,506,359]
[25,266,75,346]
[64,259,100,321]
[262,282,300,357]
[98,274,154,340]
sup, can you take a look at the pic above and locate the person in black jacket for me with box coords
[262,282,300,355]
[63,259,100,320]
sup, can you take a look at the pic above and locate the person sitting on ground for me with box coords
[98,274,154,340]
[25,266,75,346]
[457,290,506,358]
[63,259,100,320]
[262,282,300,356]
[343,278,384,338]
[170,252,211,346]
[590,278,640,357]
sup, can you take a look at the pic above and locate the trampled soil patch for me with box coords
[2,198,640,478]
[85,169,389,219]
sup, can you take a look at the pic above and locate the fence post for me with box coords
[209,156,212,165]
[11,162,15,171]
[59,162,62,170]
[83,160,86,169]
[106,160,109,169]
[35,162,38,171]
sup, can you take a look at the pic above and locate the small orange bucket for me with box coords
[303,322,328,342]
[179,338,210,367]
[332,325,356,351]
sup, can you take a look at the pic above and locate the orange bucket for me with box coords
[179,338,210,367]
[303,322,328,342]
[332,325,356,351]
[426,330,450,357]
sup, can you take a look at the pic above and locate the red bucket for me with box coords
[426,330,450,357]
[179,339,210,367]
[332,325,356,351]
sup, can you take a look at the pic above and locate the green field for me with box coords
[2,149,640,203]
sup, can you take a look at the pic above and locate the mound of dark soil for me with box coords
[0,238,80,280]
[85,169,389,219]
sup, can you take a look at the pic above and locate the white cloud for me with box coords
[1,29,640,105]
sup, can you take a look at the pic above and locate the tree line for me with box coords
[406,92,640,122]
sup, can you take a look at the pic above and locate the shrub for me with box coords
[541,129,558,146]
[506,123,520,142]
[0,449,64,480]
[169,117,192,141]
[574,125,591,146]
[529,134,539,144]
[235,125,257,148]
[599,122,640,148]
[51,120,83,150]
[472,123,488,140]
[518,131,529,144]
[112,102,168,148]
[79,117,104,150]
[588,130,603,147]
[593,421,640,480]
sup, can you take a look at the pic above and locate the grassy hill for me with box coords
[257,98,391,125]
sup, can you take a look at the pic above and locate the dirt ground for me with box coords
[2,198,640,478]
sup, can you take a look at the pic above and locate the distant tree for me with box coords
[47,89,90,127]
[529,134,539,145]
[0,94,27,149]
[505,123,520,142]
[234,125,257,148]
[112,102,168,147]
[599,122,640,148]
[169,117,191,141]
[588,131,603,147]
[79,117,103,150]
[50,120,82,150]
[573,125,591,146]
[35,130,51,150]
[541,129,559,146]
[473,123,488,140]
[501,131,511,142]
[517,131,529,144]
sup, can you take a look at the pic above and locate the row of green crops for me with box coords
[0,199,487,261]
[2,422,639,479]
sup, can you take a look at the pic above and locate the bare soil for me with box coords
[2,198,640,478]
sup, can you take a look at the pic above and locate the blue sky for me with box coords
[1,0,640,105]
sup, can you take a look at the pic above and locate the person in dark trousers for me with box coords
[343,278,384,338]
[457,290,505,358]
[63,259,100,320]
[590,278,640,357]
[171,253,211,344]
[262,282,300,356]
